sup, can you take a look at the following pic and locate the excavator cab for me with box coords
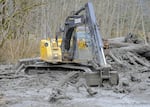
[75,26,93,62]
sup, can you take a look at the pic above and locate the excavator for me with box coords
[16,2,119,87]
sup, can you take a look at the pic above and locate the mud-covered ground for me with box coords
[0,66,150,107]
[0,43,150,107]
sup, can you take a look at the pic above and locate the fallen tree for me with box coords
[106,37,150,73]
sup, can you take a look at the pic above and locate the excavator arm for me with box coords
[61,14,85,61]
[61,2,107,67]
[85,2,107,66]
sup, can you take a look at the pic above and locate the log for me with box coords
[108,37,150,56]
[119,45,150,53]
[0,75,29,79]
[130,45,150,59]
[127,52,150,67]
[115,44,150,60]
[108,37,135,48]
[127,54,137,66]
[108,51,125,66]
[109,42,131,48]
[0,72,15,75]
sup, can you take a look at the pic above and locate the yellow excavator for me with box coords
[16,2,119,86]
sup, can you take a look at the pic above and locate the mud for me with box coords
[0,45,150,107]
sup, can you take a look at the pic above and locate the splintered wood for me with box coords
[107,39,150,73]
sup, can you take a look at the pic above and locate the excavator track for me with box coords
[22,62,118,86]
[24,63,93,75]
[16,58,119,86]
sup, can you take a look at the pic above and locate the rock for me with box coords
[113,87,131,93]
[138,85,147,91]
[122,80,129,87]
[87,88,97,96]
[130,74,141,82]
[49,88,72,103]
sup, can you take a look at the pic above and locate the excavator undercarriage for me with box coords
[16,58,118,86]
